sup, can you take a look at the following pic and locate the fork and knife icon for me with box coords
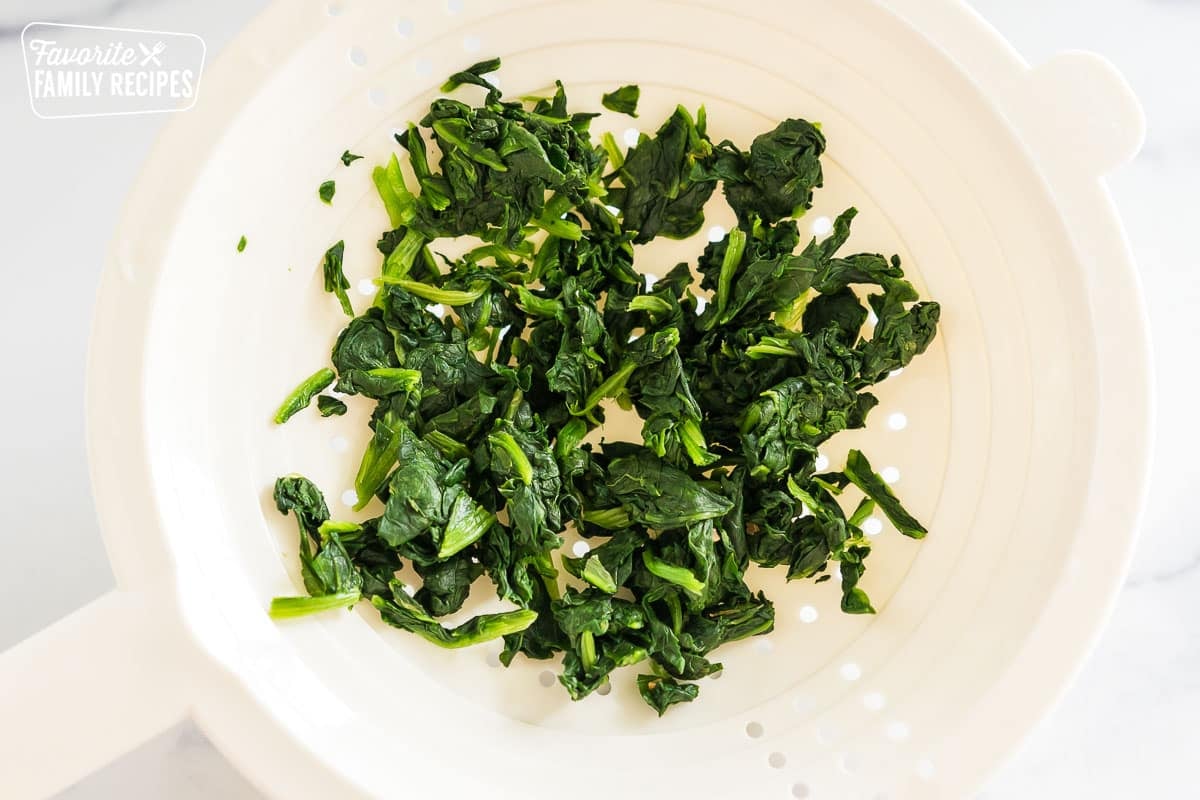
[138,41,166,66]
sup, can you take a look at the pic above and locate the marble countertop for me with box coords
[1,1,1194,797]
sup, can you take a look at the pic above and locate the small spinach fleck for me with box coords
[319,180,336,204]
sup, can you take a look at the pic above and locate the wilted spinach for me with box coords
[274,368,335,424]
[601,84,640,117]
[269,59,939,715]
[316,394,348,417]
[322,240,353,317]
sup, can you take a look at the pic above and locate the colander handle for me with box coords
[1012,50,1146,176]
[0,589,189,799]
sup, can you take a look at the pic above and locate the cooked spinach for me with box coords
[274,368,335,424]
[319,180,336,204]
[270,59,939,715]
[637,674,699,715]
[601,84,640,117]
[341,150,364,166]
[321,239,354,317]
[316,394,348,417]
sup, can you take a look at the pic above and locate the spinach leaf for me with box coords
[270,531,363,618]
[321,240,354,316]
[373,581,537,648]
[843,449,927,538]
[274,474,330,538]
[605,105,716,243]
[601,85,640,117]
[637,674,699,716]
[599,448,733,529]
[316,394,347,417]
[415,554,484,616]
[715,118,825,224]
[274,368,335,424]
[270,478,364,617]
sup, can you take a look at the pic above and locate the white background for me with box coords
[0,1,1195,797]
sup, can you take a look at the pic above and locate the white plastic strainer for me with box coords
[0,1,1150,799]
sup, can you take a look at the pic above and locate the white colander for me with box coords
[0,1,1151,798]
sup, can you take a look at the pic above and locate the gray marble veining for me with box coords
[0,0,158,38]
